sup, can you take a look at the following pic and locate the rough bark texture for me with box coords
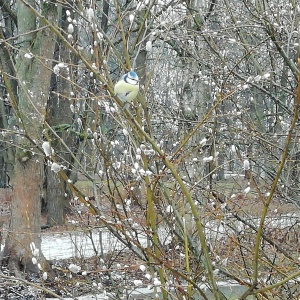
[2,0,58,274]
[3,159,44,273]
[45,8,75,226]
[46,168,67,226]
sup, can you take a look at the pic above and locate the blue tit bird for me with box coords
[114,71,139,103]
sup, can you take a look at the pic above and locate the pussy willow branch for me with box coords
[254,269,300,295]
[17,2,225,298]
[243,58,300,299]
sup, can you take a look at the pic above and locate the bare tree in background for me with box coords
[0,1,299,299]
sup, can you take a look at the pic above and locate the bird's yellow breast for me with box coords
[114,80,139,102]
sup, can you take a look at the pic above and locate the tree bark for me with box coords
[2,0,58,274]
[3,159,45,273]
[45,7,77,226]
[46,168,67,226]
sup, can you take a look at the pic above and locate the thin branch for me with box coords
[0,0,17,25]
[248,58,300,299]
[0,274,64,300]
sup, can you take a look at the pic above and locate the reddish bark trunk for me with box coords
[3,158,49,274]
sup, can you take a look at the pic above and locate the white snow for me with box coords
[41,229,147,260]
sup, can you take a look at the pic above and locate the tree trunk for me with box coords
[0,17,17,188]
[2,0,58,274]
[45,7,77,226]
[46,168,67,226]
[3,159,45,273]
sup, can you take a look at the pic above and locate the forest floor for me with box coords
[0,187,149,299]
[0,180,299,299]
[0,253,149,299]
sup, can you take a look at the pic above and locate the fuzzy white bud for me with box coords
[243,159,250,170]
[68,23,74,34]
[51,162,61,173]
[146,40,152,52]
[42,142,53,157]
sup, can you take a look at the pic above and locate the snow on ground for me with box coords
[45,283,252,300]
[41,228,148,260]
[41,225,175,260]
[205,213,300,242]
[1,213,298,261]
[46,295,108,300]
[42,229,120,260]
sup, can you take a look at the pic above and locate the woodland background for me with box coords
[0,0,300,299]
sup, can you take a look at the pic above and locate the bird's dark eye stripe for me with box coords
[124,75,139,84]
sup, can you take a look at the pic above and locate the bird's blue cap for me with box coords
[128,71,138,80]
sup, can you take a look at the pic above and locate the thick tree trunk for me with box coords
[3,159,45,273]
[2,0,58,274]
